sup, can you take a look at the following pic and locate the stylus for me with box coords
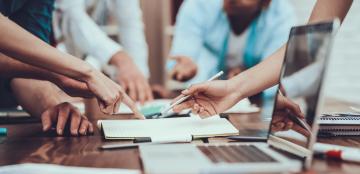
[227,136,267,142]
[160,71,224,117]
[100,142,169,150]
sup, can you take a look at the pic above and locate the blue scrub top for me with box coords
[0,0,54,43]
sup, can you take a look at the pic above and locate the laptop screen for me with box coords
[267,21,338,160]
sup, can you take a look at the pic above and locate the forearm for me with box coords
[10,79,66,117]
[0,14,93,81]
[229,0,353,100]
[308,0,352,24]
[230,46,285,99]
[0,53,61,82]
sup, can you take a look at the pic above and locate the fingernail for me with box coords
[43,125,49,131]
[182,89,189,94]
[57,129,63,135]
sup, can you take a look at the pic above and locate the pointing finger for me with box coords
[122,94,144,119]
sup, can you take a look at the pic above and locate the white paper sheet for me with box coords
[99,116,238,141]
[224,99,260,114]
[0,163,140,174]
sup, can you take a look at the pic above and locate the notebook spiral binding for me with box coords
[318,131,360,137]
[318,113,360,137]
[320,117,360,121]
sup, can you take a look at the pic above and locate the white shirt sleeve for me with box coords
[108,0,150,77]
[56,0,122,65]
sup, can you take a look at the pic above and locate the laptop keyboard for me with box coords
[198,144,277,163]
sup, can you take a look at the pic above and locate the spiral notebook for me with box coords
[318,113,360,137]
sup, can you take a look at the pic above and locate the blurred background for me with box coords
[141,0,360,103]
[60,0,360,103]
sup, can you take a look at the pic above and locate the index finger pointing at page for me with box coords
[122,94,145,119]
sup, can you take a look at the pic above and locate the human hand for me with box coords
[41,102,93,136]
[170,56,197,82]
[227,66,243,79]
[84,68,144,119]
[271,93,309,136]
[110,51,153,105]
[172,80,240,118]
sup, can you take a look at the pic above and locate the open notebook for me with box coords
[98,116,238,142]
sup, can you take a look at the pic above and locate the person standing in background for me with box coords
[54,0,153,104]
[172,0,353,118]
[168,0,296,90]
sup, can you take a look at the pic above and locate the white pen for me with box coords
[160,71,224,117]
[100,142,170,150]
[314,143,360,163]
[349,106,360,113]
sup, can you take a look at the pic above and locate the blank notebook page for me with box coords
[99,116,238,140]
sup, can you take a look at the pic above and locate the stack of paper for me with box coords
[98,116,238,141]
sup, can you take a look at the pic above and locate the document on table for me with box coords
[117,98,259,114]
[98,116,239,141]
[72,99,188,116]
[72,98,259,115]
[224,98,260,113]
[0,163,140,174]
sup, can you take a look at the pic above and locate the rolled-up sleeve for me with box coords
[110,0,150,77]
[57,0,122,65]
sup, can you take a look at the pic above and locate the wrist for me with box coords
[109,51,133,68]
[228,74,247,101]
[73,64,98,86]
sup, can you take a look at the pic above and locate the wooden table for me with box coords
[1,97,360,174]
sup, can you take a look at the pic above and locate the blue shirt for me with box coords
[0,0,54,43]
[169,0,296,84]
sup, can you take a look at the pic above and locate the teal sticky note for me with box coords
[0,128,7,136]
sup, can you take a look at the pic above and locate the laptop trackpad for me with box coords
[140,144,212,174]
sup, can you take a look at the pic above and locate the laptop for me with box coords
[139,20,340,174]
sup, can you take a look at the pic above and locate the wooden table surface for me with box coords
[1,97,360,174]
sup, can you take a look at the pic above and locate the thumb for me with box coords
[182,82,209,96]
[97,98,112,114]
[122,94,145,119]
